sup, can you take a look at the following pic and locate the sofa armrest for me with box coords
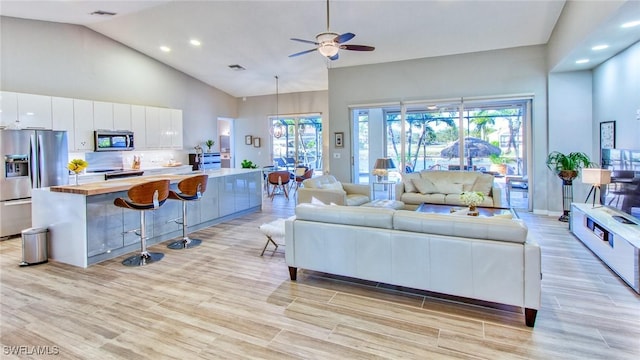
[491,185,502,207]
[524,237,541,310]
[395,182,405,200]
[342,183,370,197]
[297,188,347,205]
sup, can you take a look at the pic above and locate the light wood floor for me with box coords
[1,195,639,359]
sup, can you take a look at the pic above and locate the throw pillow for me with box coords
[436,183,464,194]
[471,174,494,196]
[320,182,343,191]
[401,172,422,193]
[412,177,438,194]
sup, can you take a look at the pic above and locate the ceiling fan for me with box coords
[289,0,375,61]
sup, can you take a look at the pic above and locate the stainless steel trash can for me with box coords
[20,227,49,266]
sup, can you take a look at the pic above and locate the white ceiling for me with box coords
[1,1,638,98]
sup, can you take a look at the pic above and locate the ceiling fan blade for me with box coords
[329,53,339,61]
[290,38,319,45]
[334,32,355,44]
[340,44,375,51]
[289,48,318,58]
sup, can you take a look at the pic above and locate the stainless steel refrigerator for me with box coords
[0,129,69,238]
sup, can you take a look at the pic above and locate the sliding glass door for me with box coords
[351,97,531,209]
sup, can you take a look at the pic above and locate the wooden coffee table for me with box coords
[416,203,518,218]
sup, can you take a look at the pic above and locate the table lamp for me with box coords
[373,158,396,182]
[582,168,611,207]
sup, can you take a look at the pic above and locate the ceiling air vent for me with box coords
[228,64,246,71]
[90,10,117,16]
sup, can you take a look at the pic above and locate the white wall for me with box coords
[593,41,640,151]
[235,90,328,168]
[547,71,594,213]
[328,45,550,212]
[0,16,237,159]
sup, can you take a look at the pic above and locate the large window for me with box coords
[269,114,322,171]
[352,98,531,209]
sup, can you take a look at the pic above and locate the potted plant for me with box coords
[241,159,258,169]
[205,139,215,153]
[546,151,593,222]
[546,151,592,181]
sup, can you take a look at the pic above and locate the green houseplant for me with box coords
[205,139,215,152]
[241,159,258,169]
[546,151,593,222]
[546,151,592,181]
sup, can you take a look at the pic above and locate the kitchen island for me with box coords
[32,168,262,267]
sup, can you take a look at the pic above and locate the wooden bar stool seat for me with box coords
[167,174,208,249]
[113,179,170,266]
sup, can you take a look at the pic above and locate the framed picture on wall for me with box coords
[600,121,616,150]
[245,135,253,145]
[253,137,261,148]
[335,132,344,148]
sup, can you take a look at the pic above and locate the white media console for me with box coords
[571,203,640,293]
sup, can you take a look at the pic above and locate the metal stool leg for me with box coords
[260,235,279,256]
[122,210,164,266]
[168,201,202,249]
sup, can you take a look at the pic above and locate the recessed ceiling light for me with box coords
[190,39,201,46]
[621,20,640,28]
[160,46,171,52]
[591,44,609,51]
[575,59,589,64]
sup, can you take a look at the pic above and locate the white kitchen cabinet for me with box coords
[145,106,160,148]
[170,109,183,149]
[131,105,146,150]
[17,93,52,129]
[93,101,113,130]
[113,103,131,130]
[73,99,94,151]
[51,97,75,152]
[158,107,172,147]
[0,91,19,128]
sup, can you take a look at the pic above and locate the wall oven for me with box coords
[94,130,134,151]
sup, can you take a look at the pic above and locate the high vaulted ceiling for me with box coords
[1,1,638,98]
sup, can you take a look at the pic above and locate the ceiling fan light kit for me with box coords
[289,0,374,61]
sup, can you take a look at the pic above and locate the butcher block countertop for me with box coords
[49,168,261,196]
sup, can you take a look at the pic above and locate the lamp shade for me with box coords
[374,158,396,170]
[581,168,612,185]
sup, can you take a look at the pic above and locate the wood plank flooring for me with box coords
[1,195,639,359]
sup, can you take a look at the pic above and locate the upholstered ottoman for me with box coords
[361,199,405,210]
[259,216,294,256]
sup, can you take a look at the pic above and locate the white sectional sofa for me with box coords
[396,170,502,210]
[285,204,541,327]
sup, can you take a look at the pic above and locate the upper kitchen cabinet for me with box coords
[170,109,183,149]
[93,101,113,130]
[94,101,132,131]
[0,92,19,128]
[131,105,146,150]
[15,93,52,129]
[145,106,179,149]
[51,97,75,152]
[73,99,94,151]
[113,103,132,130]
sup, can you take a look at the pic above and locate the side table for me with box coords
[371,181,396,200]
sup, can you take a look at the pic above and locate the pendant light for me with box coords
[269,75,284,139]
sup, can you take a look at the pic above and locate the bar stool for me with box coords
[167,174,208,249]
[114,179,170,266]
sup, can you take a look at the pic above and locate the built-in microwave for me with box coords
[94,130,134,151]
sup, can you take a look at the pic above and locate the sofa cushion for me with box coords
[295,203,394,229]
[401,192,446,204]
[401,172,422,193]
[393,210,528,243]
[303,175,343,190]
[345,194,370,206]
[412,177,438,194]
[435,183,464,194]
[471,173,495,196]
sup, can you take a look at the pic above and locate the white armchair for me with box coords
[298,175,370,206]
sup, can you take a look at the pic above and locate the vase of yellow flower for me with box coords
[459,191,484,216]
[67,159,88,185]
